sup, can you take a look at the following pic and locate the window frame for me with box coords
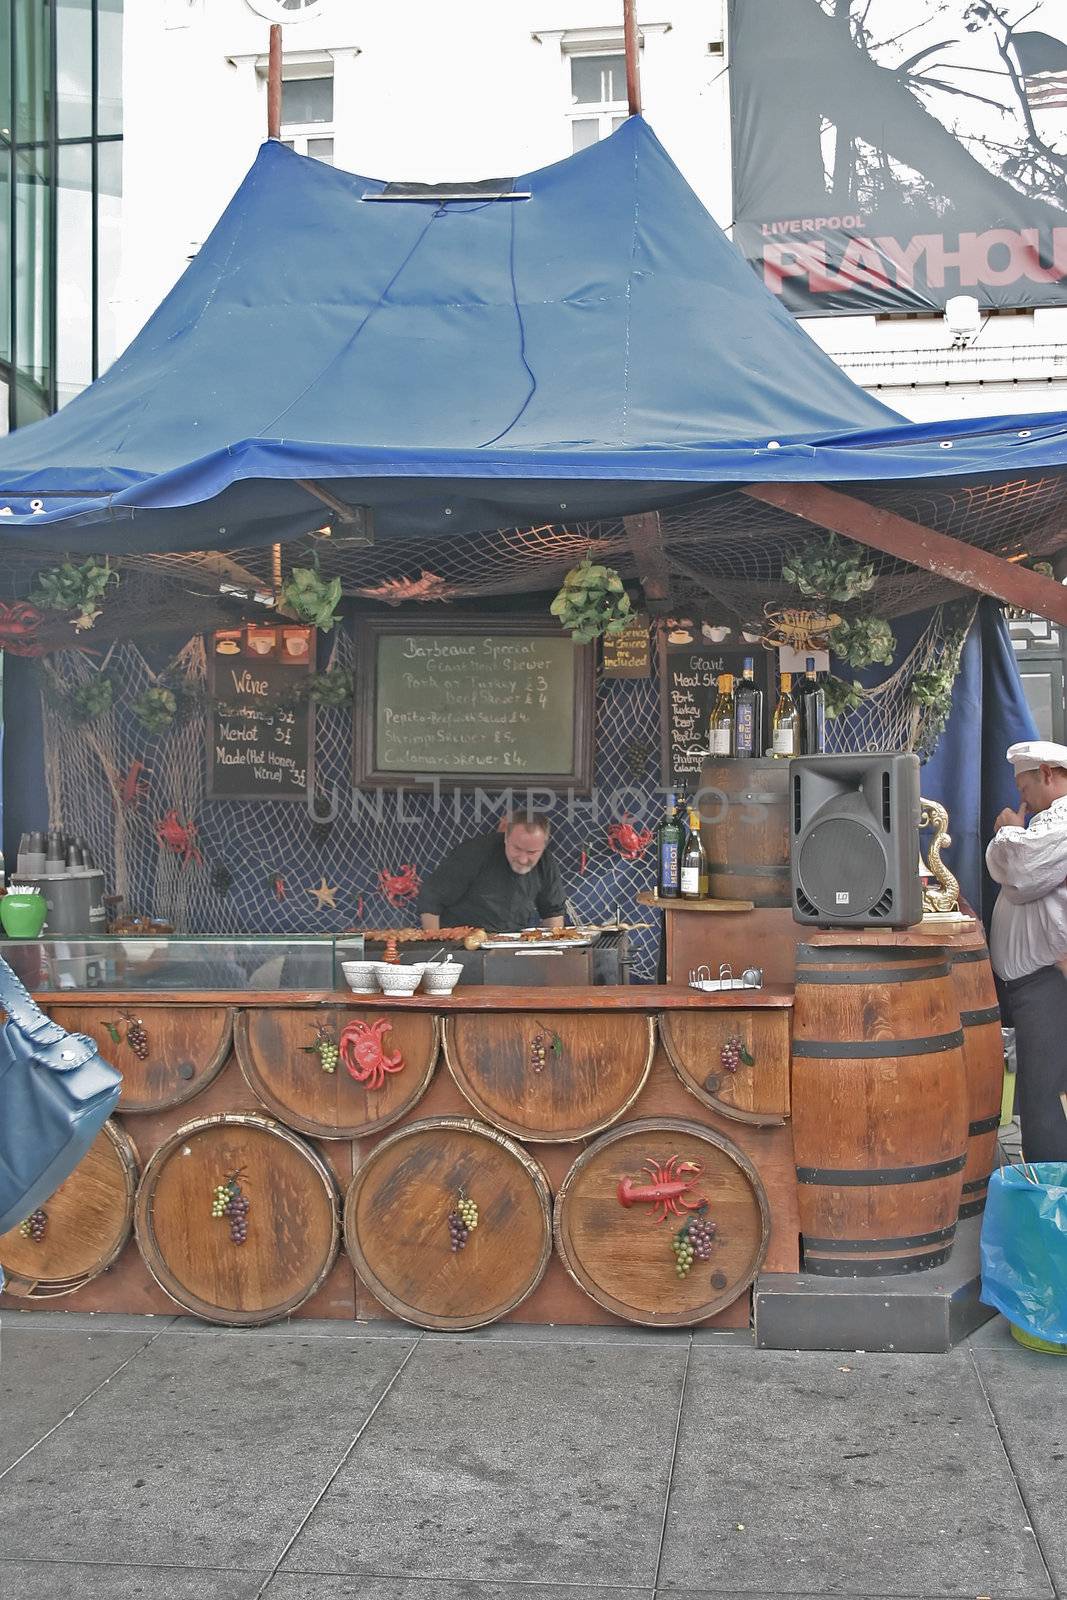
[565,44,629,153]
[278,58,334,165]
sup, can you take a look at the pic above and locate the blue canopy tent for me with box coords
[1,117,1067,557]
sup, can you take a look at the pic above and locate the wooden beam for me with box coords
[296,478,360,522]
[743,481,1067,627]
[624,510,673,615]
[623,0,642,116]
[267,24,282,139]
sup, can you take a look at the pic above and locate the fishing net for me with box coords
[39,597,975,980]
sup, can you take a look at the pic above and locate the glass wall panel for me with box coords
[97,0,122,137]
[56,140,92,406]
[96,136,121,374]
[57,0,93,139]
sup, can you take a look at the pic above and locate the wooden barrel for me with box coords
[443,1011,656,1141]
[659,1008,791,1126]
[554,1117,770,1327]
[344,1117,552,1330]
[0,1120,139,1299]
[699,757,791,906]
[947,936,1004,1219]
[48,1004,234,1113]
[791,944,968,1275]
[235,1006,439,1139]
[134,1114,339,1326]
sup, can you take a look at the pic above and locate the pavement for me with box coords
[1,1305,1064,1600]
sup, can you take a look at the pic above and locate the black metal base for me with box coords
[753,1214,994,1353]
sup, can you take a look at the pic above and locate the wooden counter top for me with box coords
[636,891,754,913]
[31,983,793,1011]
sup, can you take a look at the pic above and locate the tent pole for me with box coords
[623,0,642,116]
[267,24,282,140]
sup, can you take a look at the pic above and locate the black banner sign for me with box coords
[206,625,315,801]
[730,0,1067,314]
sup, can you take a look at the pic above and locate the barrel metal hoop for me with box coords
[960,1005,1001,1027]
[801,1246,954,1276]
[794,963,951,985]
[962,1175,992,1193]
[795,945,942,964]
[958,1196,988,1219]
[801,1224,957,1252]
[707,861,790,878]
[796,1154,967,1185]
[792,1029,965,1059]
[968,1113,1001,1135]
[949,947,991,965]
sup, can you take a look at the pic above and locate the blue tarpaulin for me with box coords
[2,117,1067,553]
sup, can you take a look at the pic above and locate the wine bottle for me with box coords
[733,657,764,759]
[708,673,734,757]
[680,806,708,900]
[771,673,799,758]
[656,793,683,899]
[800,656,826,754]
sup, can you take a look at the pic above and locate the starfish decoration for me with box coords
[306,877,338,911]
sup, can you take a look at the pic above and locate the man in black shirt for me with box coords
[417,816,565,935]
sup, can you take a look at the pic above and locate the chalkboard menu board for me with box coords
[206,625,316,801]
[602,615,651,679]
[659,637,774,790]
[355,617,594,790]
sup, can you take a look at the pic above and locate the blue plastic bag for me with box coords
[980,1163,1067,1342]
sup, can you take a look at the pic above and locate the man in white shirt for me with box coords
[986,740,1067,1162]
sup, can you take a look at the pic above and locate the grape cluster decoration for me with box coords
[720,1034,754,1075]
[447,1190,479,1252]
[19,1208,47,1243]
[106,1013,150,1060]
[530,1023,563,1075]
[302,1023,340,1074]
[671,1209,717,1278]
[212,1173,250,1245]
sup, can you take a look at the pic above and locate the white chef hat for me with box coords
[1006,740,1067,773]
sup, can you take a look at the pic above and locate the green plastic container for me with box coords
[1010,1323,1067,1356]
[0,891,48,938]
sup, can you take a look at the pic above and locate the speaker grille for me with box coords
[797,817,887,915]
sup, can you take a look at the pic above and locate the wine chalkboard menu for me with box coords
[355,617,594,790]
[660,637,774,790]
[206,625,316,801]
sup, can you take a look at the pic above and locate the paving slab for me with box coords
[0,1331,415,1571]
[658,1347,1053,1599]
[0,1562,267,1599]
[167,1315,418,1341]
[0,1325,156,1472]
[972,1347,1067,1595]
[421,1321,692,1347]
[268,1580,651,1600]
[281,1337,687,1587]
[0,1309,177,1334]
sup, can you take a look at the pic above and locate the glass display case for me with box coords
[0,936,365,993]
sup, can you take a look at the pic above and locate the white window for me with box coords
[568,50,628,152]
[281,69,334,164]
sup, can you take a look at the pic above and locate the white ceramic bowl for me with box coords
[422,963,463,994]
[376,963,423,995]
[342,960,379,994]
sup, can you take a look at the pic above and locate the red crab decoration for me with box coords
[154,809,203,869]
[116,759,150,812]
[338,1017,405,1091]
[0,601,45,656]
[617,1156,705,1223]
[606,816,654,862]
[378,863,420,910]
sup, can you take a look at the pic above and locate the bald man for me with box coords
[986,740,1067,1163]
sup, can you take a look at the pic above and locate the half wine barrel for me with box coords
[0,1120,139,1299]
[947,935,1003,1218]
[134,1114,339,1325]
[235,1006,439,1139]
[344,1117,552,1330]
[699,757,791,907]
[554,1117,770,1326]
[48,1004,234,1113]
[443,1011,656,1141]
[791,944,968,1275]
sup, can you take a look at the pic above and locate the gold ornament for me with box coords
[919,798,960,914]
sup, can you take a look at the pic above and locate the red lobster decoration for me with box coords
[154,809,203,869]
[617,1156,705,1223]
[378,863,420,910]
[605,816,654,862]
[116,760,150,812]
[0,601,45,656]
[338,1017,405,1091]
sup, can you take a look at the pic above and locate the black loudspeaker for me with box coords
[790,752,923,928]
